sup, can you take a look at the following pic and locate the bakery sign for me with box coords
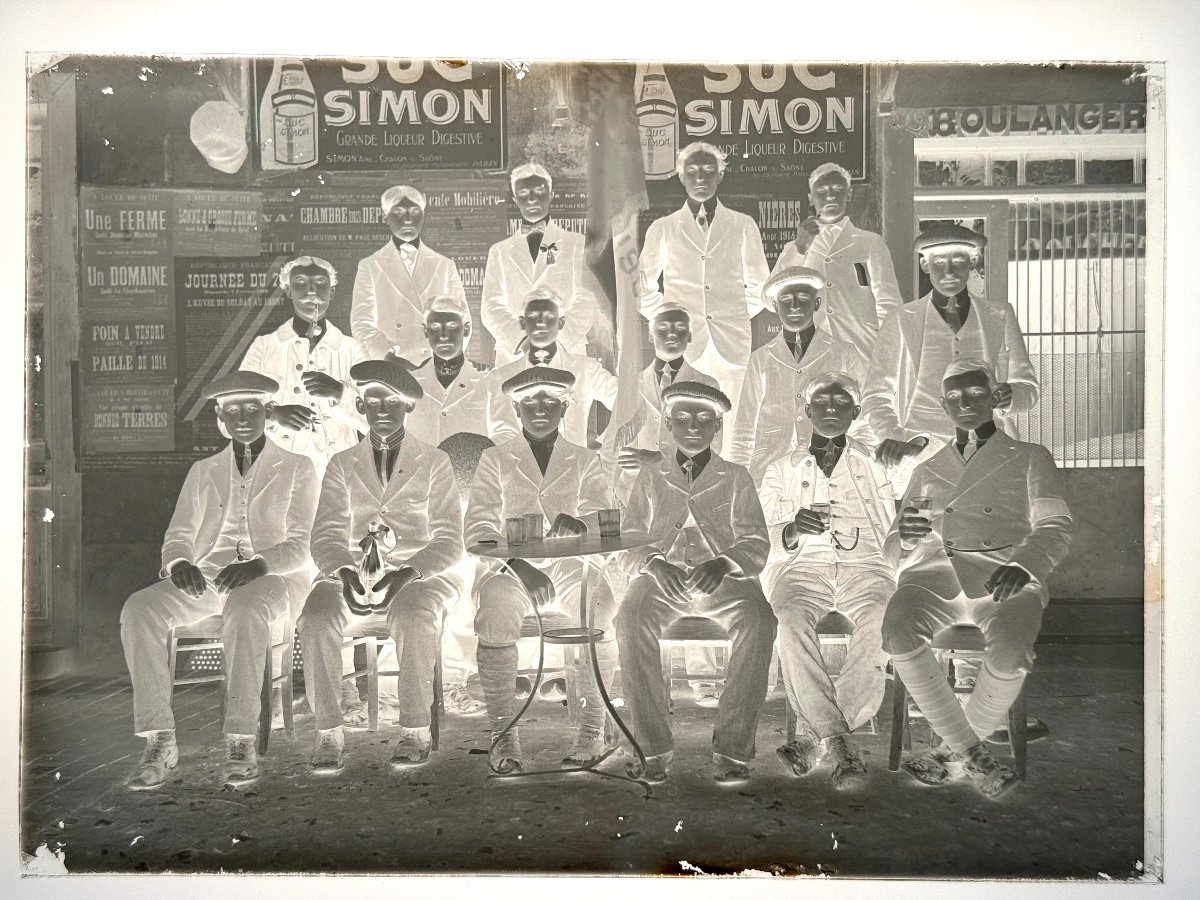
[254,58,506,172]
[928,103,1146,138]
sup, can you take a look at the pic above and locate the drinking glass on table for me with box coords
[506,517,527,546]
[598,508,622,540]
[525,513,544,541]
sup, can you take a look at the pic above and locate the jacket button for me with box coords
[705,285,711,291]
[825,257,832,263]
[945,540,955,547]
[984,506,993,513]
[946,506,954,513]
[295,363,303,370]
[827,281,834,288]
[442,412,448,417]
[983,539,992,546]
[380,507,388,515]
[801,481,809,487]
[675,523,682,529]
[395,323,403,328]
[294,387,302,394]
[706,315,713,320]
[795,392,802,399]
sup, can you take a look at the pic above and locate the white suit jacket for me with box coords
[351,241,466,362]
[602,360,719,506]
[884,432,1072,602]
[485,346,618,448]
[620,451,769,580]
[240,320,367,473]
[758,439,895,596]
[772,220,902,365]
[311,435,463,582]
[403,355,491,447]
[465,435,608,574]
[638,202,770,362]
[160,440,318,598]
[862,293,1040,444]
[730,330,870,486]
[482,223,597,366]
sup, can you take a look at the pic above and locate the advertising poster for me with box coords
[254,58,506,172]
[173,190,263,256]
[80,384,176,453]
[80,315,175,384]
[80,186,174,317]
[174,255,288,455]
[635,63,869,195]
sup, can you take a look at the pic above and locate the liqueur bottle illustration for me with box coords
[260,58,318,170]
[634,63,678,180]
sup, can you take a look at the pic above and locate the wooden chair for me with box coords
[782,609,880,742]
[168,611,295,755]
[659,616,732,696]
[887,623,1028,778]
[342,615,446,750]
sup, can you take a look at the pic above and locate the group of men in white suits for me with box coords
[119,143,1073,800]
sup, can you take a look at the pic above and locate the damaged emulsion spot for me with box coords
[22,843,67,875]
[43,509,55,523]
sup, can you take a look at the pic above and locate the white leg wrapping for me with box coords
[892,645,978,755]
[964,660,1025,740]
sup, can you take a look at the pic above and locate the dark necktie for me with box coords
[944,296,964,333]
[658,364,674,395]
[240,444,253,477]
[526,230,542,261]
[681,459,696,485]
[696,206,709,233]
[376,445,391,486]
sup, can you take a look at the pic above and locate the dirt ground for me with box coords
[21,643,1145,880]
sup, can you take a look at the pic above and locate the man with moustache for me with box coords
[862,224,1039,493]
[637,142,770,450]
[352,184,467,363]
[772,163,902,369]
[731,266,868,487]
[241,255,367,481]
[482,163,598,366]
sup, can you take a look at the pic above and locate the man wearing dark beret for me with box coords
[298,360,464,772]
[615,381,777,784]
[121,372,318,789]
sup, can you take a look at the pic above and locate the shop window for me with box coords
[1025,157,1077,185]
[917,154,986,187]
[1008,198,1145,467]
[1084,157,1135,185]
[990,158,1018,187]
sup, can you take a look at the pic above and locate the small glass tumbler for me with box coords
[505,517,527,546]
[599,508,622,540]
[524,513,544,541]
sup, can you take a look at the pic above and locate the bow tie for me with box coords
[519,220,546,235]
[530,348,553,365]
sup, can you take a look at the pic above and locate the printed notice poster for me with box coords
[173,190,263,256]
[174,256,287,454]
[636,64,869,195]
[80,315,175,384]
[254,58,506,172]
[81,384,175,453]
[80,186,174,316]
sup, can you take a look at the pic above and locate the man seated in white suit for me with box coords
[883,359,1072,799]
[391,292,490,717]
[862,223,1039,494]
[615,382,777,784]
[771,163,902,369]
[241,255,367,481]
[299,360,464,772]
[121,372,318,789]
[731,266,868,487]
[352,184,467,363]
[637,142,770,452]
[467,367,616,774]
[606,302,723,708]
[485,288,617,448]
[482,163,597,366]
[758,372,895,789]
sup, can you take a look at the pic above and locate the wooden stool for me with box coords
[168,612,295,755]
[888,623,1028,778]
[783,610,880,742]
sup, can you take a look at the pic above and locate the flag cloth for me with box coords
[573,64,650,503]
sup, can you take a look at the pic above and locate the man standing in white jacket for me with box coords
[771,163,902,369]
[758,372,895,789]
[637,142,770,451]
[731,266,868,487]
[481,163,597,366]
[351,184,466,363]
[862,223,1039,493]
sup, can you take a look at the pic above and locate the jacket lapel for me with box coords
[674,205,705,253]
[504,232,536,290]
[350,438,386,501]
[250,440,284,497]
[410,244,439,297]
[538,438,576,495]
[381,438,422,503]
[377,242,419,302]
[703,200,732,252]
[688,452,729,499]
[823,221,859,260]
[531,221,562,284]
[209,449,233,516]
[949,431,1018,500]
[509,439,544,493]
[799,329,835,370]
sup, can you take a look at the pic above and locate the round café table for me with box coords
[468,530,658,795]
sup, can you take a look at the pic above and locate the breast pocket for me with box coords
[854,262,869,287]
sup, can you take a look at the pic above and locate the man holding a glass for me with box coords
[882,359,1073,800]
[466,367,617,775]
[758,372,896,789]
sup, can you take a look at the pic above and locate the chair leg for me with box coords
[660,643,674,713]
[889,674,908,771]
[431,640,443,752]
[257,642,272,756]
[167,628,178,708]
[282,632,296,741]
[1010,683,1028,780]
[365,639,380,733]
